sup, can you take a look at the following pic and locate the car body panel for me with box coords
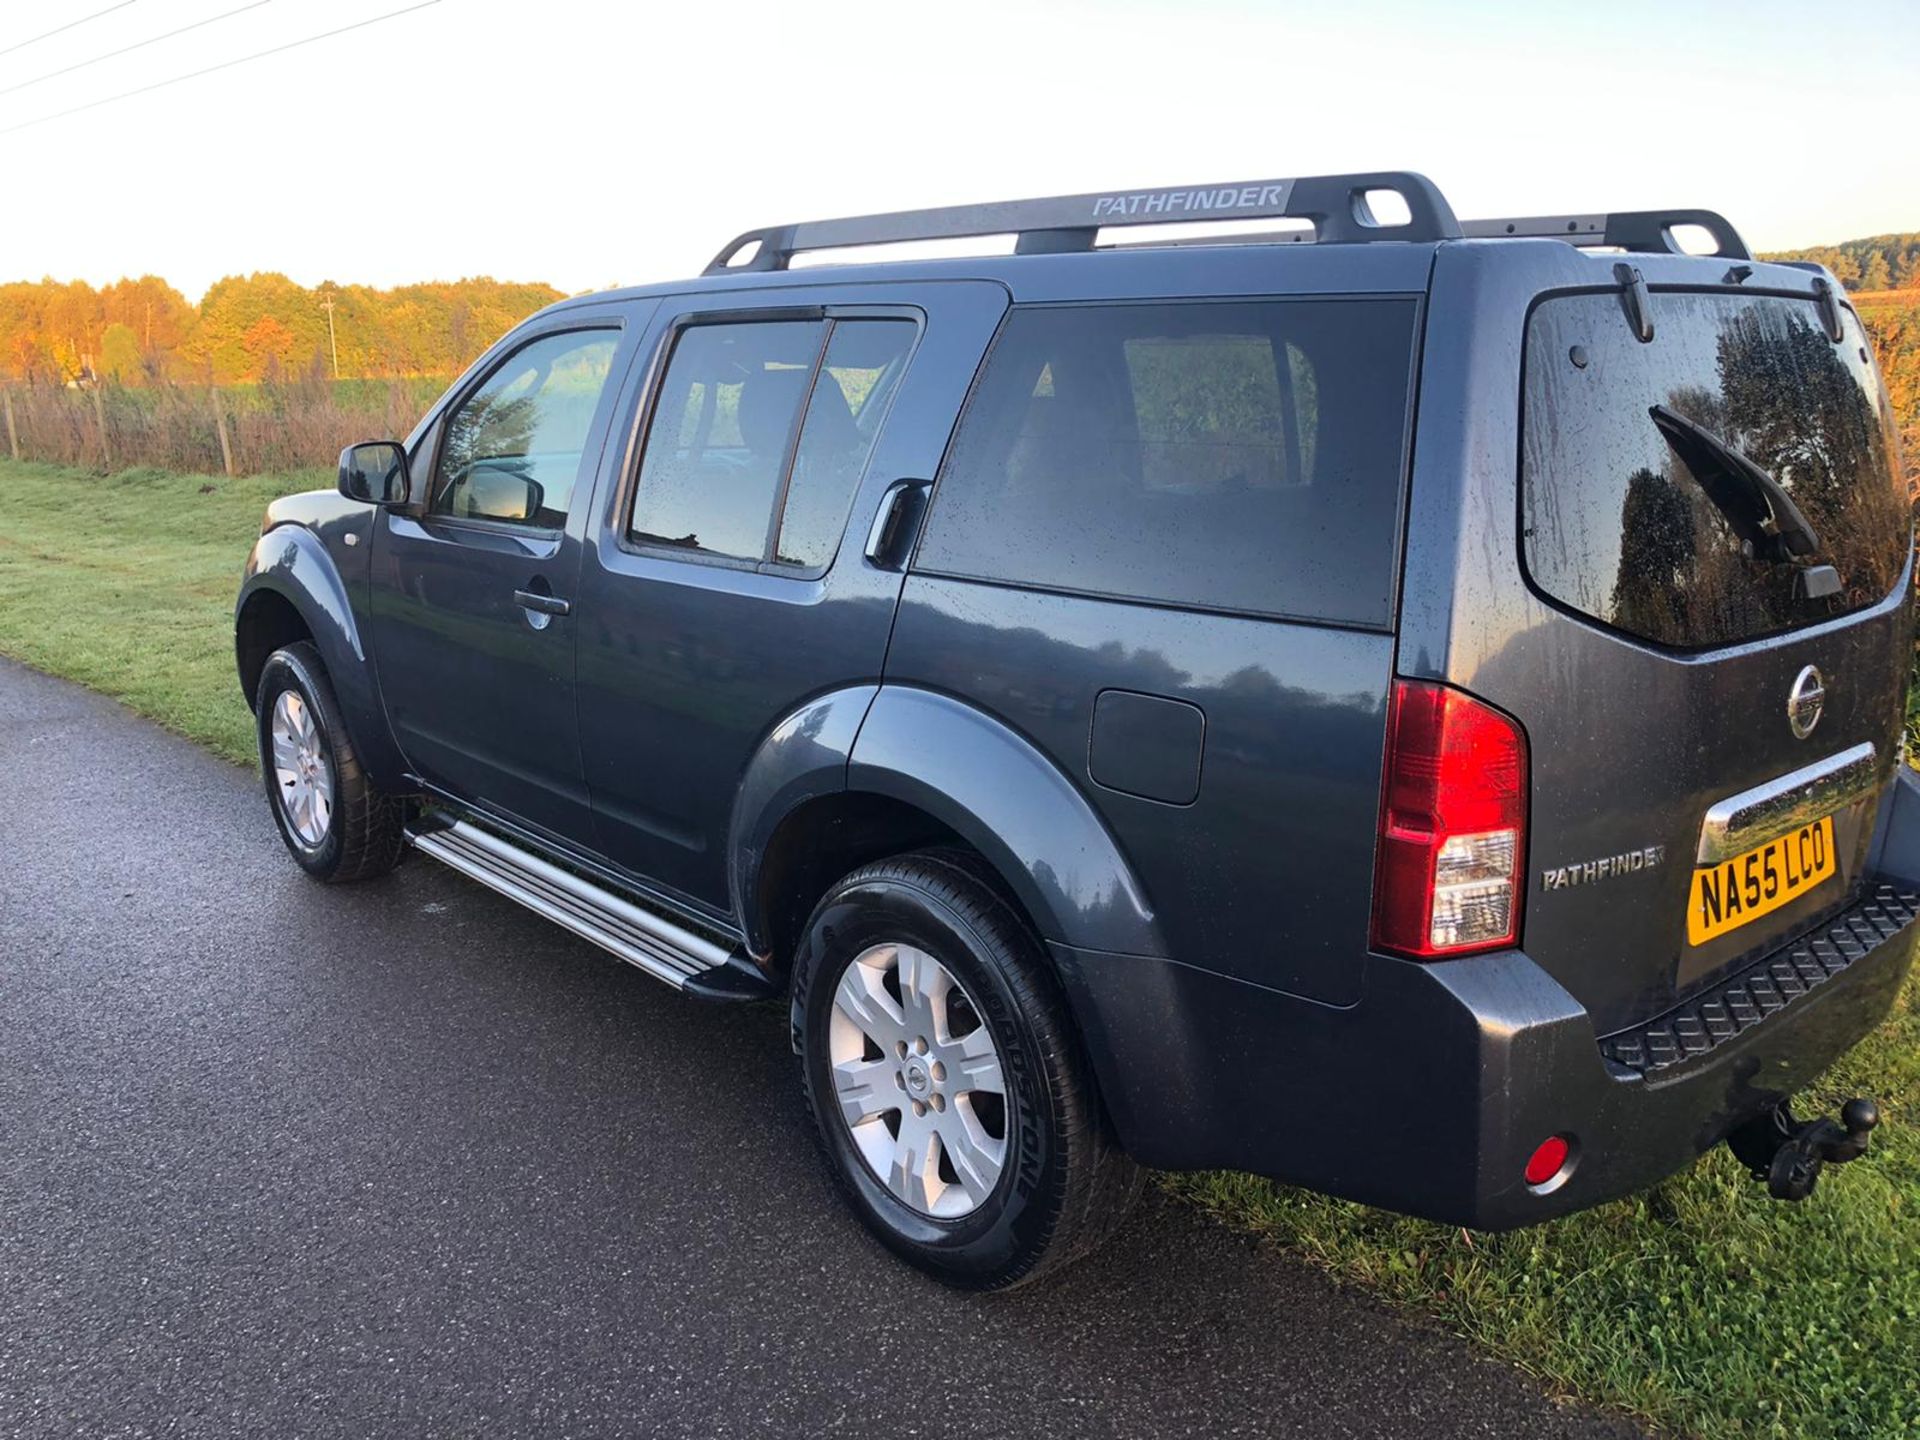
[847,685,1165,958]
[570,280,1008,911]
[366,299,648,844]
[237,498,406,786]
[727,682,880,956]
[880,578,1395,1004]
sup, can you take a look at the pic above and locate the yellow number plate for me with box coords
[1688,816,1836,946]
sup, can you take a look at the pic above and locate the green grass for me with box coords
[4,457,1919,1437]
[0,458,327,764]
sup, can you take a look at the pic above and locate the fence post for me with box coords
[211,387,235,477]
[90,383,111,471]
[2,388,17,462]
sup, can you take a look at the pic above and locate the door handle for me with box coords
[513,589,572,616]
[865,478,932,569]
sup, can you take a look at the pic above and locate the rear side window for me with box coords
[1523,290,1909,649]
[629,317,915,569]
[776,319,916,569]
[630,320,825,561]
[916,298,1419,625]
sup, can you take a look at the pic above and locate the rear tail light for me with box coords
[1371,679,1529,959]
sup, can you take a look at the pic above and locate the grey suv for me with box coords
[235,171,1920,1288]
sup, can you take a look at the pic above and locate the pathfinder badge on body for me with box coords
[1541,845,1666,892]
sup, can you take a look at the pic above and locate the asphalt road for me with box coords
[0,658,1642,1439]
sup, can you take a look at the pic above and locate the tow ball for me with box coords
[1726,1098,1880,1201]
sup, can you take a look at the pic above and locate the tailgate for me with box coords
[1499,281,1911,1034]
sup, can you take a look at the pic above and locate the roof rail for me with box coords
[1459,209,1751,261]
[704,171,1462,275]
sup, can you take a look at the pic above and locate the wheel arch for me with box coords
[235,588,312,708]
[751,791,973,975]
[732,684,1166,976]
[236,525,406,787]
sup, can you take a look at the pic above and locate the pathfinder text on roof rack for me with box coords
[1090,183,1291,218]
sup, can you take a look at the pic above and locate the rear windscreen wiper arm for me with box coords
[1648,404,1822,563]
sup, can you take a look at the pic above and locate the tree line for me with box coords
[1759,233,1920,293]
[1853,292,1920,466]
[0,273,566,387]
[1,248,1915,476]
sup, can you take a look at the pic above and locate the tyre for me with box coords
[792,849,1142,1289]
[255,641,406,883]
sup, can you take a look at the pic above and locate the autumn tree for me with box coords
[100,277,192,367]
[186,273,329,382]
[240,314,299,377]
[99,323,143,384]
[1762,234,1920,293]
[1,271,566,385]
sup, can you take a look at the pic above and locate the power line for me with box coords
[0,0,276,100]
[0,2,142,60]
[0,0,443,136]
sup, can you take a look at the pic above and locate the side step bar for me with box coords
[408,819,744,993]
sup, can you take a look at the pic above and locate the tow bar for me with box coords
[1727,1097,1880,1201]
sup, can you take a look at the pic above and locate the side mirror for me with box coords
[462,463,546,524]
[338,441,410,506]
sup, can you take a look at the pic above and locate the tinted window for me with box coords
[432,330,618,527]
[629,320,826,561]
[1523,291,1909,649]
[917,299,1417,623]
[776,319,916,569]
[629,316,916,570]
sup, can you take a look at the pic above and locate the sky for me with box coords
[1,0,1917,301]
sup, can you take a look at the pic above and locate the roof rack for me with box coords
[703,171,1463,275]
[1459,209,1751,260]
[702,177,1754,274]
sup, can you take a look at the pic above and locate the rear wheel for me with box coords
[792,850,1142,1288]
[255,642,405,883]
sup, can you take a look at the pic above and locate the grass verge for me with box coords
[4,458,1918,1438]
[0,459,327,764]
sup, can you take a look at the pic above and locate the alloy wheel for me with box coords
[828,942,1010,1219]
[269,689,334,847]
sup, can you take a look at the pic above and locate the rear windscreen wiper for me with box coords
[1648,404,1823,563]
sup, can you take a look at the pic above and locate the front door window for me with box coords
[432,330,620,528]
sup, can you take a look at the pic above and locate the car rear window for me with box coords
[916,298,1419,625]
[1522,289,1909,649]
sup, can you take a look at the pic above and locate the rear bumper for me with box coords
[1055,772,1920,1229]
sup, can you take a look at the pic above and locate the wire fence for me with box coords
[0,372,450,476]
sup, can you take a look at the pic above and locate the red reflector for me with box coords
[1525,1135,1571,1187]
[1370,679,1529,959]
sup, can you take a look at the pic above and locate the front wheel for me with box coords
[792,851,1142,1289]
[255,642,406,883]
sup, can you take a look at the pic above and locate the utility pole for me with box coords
[319,286,341,380]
